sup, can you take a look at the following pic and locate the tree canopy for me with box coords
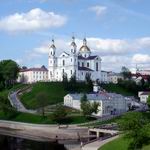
[118,112,150,150]
[36,92,49,117]
[80,94,99,117]
[121,66,132,80]
[0,59,19,89]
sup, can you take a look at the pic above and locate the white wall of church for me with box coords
[48,37,102,82]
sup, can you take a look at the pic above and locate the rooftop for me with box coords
[78,66,94,71]
[66,92,126,101]
[140,92,150,96]
[78,55,98,60]
[20,66,48,72]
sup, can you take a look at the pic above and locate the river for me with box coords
[0,135,67,150]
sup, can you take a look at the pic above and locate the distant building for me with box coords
[101,71,109,83]
[137,70,150,75]
[48,37,102,82]
[108,72,123,84]
[64,91,131,117]
[132,73,149,84]
[138,91,150,103]
[18,66,48,83]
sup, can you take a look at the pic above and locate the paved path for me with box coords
[82,135,119,150]
[8,91,36,114]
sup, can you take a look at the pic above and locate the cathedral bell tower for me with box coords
[70,36,77,55]
[48,39,56,81]
[49,39,56,57]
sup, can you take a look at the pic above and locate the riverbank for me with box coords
[0,120,88,142]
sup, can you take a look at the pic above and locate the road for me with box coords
[82,135,119,150]
[8,91,36,114]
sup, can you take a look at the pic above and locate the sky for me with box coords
[0,0,150,72]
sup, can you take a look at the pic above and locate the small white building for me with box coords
[101,71,109,83]
[64,92,131,116]
[108,72,123,84]
[18,66,48,83]
[138,91,150,103]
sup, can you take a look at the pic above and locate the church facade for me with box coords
[48,37,102,81]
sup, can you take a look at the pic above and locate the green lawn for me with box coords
[84,116,121,127]
[99,136,150,150]
[20,82,68,109]
[101,83,135,96]
[0,111,96,124]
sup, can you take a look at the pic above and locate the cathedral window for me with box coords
[82,72,83,75]
[78,62,80,66]
[87,62,89,67]
[71,58,72,62]
[82,62,84,67]
[62,69,64,74]
[96,62,98,71]
[63,60,65,66]
[71,70,72,75]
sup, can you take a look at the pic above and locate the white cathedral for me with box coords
[48,36,102,81]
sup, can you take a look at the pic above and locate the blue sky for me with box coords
[1,0,150,72]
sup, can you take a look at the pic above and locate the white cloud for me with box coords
[19,36,150,71]
[132,54,150,64]
[89,5,107,16]
[33,36,150,57]
[0,8,67,32]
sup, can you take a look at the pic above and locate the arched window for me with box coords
[96,62,98,71]
[63,60,65,66]
[78,62,80,66]
[87,62,89,67]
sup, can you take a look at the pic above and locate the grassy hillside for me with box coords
[20,82,68,109]
[0,111,95,124]
[99,136,150,150]
[101,83,135,96]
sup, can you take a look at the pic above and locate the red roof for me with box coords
[140,92,150,96]
[20,66,48,72]
[132,73,150,80]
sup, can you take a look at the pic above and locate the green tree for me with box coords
[121,66,132,80]
[0,60,19,88]
[36,92,49,117]
[80,94,99,117]
[52,104,67,124]
[85,73,93,92]
[68,73,77,92]
[91,101,100,114]
[0,91,18,118]
[62,73,69,90]
[118,112,150,150]
[147,95,150,108]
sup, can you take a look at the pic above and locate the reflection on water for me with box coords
[0,135,67,150]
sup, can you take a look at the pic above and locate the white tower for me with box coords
[70,36,77,55]
[48,39,56,81]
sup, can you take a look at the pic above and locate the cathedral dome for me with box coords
[79,38,90,53]
[79,45,90,52]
